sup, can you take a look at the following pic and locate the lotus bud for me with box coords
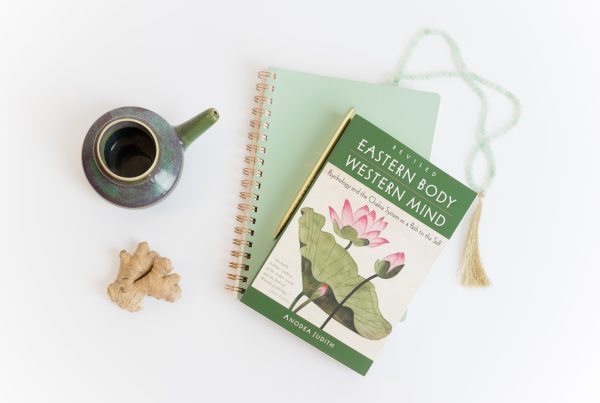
[309,284,330,300]
[374,252,405,279]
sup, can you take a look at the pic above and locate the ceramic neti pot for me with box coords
[82,106,219,208]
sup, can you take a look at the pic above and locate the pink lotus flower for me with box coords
[374,252,406,279]
[328,199,389,247]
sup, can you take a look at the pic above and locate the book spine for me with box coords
[226,70,276,295]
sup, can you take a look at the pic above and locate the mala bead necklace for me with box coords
[392,29,522,286]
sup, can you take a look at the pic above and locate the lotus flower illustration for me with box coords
[328,199,389,248]
[289,283,330,313]
[310,284,330,299]
[320,251,407,331]
[374,252,406,279]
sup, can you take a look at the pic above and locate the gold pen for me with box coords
[273,108,356,239]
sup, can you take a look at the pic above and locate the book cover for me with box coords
[242,114,477,375]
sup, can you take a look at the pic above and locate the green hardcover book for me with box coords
[241,114,477,374]
[228,67,440,296]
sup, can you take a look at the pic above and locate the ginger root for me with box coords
[107,242,181,312]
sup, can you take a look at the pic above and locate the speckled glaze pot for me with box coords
[82,106,219,208]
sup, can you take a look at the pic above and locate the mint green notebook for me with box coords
[228,67,440,297]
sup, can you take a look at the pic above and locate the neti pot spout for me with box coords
[176,108,220,149]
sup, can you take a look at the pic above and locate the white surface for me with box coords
[0,1,598,402]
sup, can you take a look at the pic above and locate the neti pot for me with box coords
[82,106,219,208]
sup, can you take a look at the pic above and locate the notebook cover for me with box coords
[232,67,440,296]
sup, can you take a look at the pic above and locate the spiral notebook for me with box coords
[226,67,441,297]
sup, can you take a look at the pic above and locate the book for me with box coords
[227,67,441,296]
[241,114,478,375]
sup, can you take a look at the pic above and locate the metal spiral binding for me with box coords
[226,70,276,295]
[226,274,248,282]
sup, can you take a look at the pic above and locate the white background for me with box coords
[0,1,598,402]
